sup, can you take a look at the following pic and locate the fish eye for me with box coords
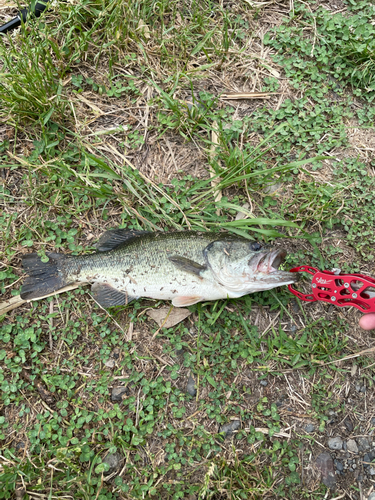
[250,242,262,251]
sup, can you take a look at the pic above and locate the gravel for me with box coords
[111,387,128,402]
[363,451,375,467]
[358,437,371,451]
[304,424,315,433]
[328,437,343,450]
[334,459,344,472]
[103,452,122,474]
[316,452,336,489]
[186,374,197,397]
[344,417,354,432]
[347,439,359,453]
[219,420,241,439]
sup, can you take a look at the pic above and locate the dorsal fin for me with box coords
[95,229,150,252]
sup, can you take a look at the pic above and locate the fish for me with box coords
[21,229,298,308]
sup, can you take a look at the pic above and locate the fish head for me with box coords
[204,240,298,296]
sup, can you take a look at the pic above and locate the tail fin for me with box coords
[21,252,68,300]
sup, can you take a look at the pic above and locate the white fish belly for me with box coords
[84,271,228,302]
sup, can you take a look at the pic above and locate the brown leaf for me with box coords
[147,306,192,328]
[137,19,151,39]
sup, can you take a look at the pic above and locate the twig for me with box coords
[210,121,222,215]
[221,92,279,100]
[0,283,87,315]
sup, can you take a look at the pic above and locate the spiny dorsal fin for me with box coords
[96,229,150,252]
[91,283,136,307]
[168,256,207,277]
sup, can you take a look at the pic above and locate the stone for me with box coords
[219,420,241,439]
[15,441,25,451]
[334,459,344,472]
[111,387,128,402]
[104,359,115,368]
[15,487,26,500]
[344,417,354,432]
[276,394,288,407]
[328,437,343,451]
[369,467,375,476]
[304,424,315,433]
[112,348,120,359]
[315,452,336,489]
[363,452,375,468]
[260,380,268,387]
[347,439,359,453]
[371,417,375,426]
[358,437,370,451]
[103,452,122,474]
[368,493,375,500]
[186,374,197,397]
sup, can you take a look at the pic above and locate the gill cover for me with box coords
[203,241,296,294]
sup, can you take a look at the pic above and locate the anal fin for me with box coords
[172,295,203,307]
[91,283,136,307]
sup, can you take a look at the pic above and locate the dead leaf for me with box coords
[235,202,250,220]
[175,12,182,26]
[147,306,192,328]
[137,19,151,39]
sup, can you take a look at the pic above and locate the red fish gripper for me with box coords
[288,266,375,313]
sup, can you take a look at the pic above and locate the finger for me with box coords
[359,313,375,330]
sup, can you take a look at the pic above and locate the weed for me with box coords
[1,0,375,498]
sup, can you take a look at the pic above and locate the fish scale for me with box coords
[21,230,297,308]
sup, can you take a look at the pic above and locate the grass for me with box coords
[1,0,375,498]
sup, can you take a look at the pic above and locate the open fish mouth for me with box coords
[249,249,288,274]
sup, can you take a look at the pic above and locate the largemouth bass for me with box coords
[21,229,297,307]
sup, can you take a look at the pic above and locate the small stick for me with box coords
[221,92,279,100]
[210,121,222,215]
[0,283,87,315]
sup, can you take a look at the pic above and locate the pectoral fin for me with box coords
[91,283,136,307]
[169,256,207,277]
[172,295,203,307]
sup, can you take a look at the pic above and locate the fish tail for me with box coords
[21,252,68,300]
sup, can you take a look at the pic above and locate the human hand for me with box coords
[359,313,375,330]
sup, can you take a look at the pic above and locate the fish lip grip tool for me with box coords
[288,266,375,313]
